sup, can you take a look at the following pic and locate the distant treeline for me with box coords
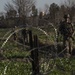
[0,0,75,28]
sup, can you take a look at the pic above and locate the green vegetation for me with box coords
[0,61,32,75]
[0,28,75,75]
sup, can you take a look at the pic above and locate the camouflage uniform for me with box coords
[59,15,74,56]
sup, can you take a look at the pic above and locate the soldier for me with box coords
[59,14,74,57]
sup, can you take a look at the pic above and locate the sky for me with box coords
[36,0,65,11]
[0,0,65,12]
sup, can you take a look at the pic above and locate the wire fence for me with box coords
[0,22,75,75]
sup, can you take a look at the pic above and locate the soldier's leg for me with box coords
[66,39,69,54]
[63,36,67,53]
[65,37,73,58]
[66,40,71,58]
[68,38,73,55]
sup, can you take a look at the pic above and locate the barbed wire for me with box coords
[0,21,73,75]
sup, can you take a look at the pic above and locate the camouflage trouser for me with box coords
[63,36,73,55]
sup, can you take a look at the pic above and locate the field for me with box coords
[0,28,75,75]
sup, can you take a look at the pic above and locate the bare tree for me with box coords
[64,0,75,7]
[4,0,35,25]
[4,2,15,12]
[62,0,75,20]
[44,4,49,14]
[12,0,35,17]
[4,0,35,17]
[4,2,17,18]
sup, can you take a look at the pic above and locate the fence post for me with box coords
[29,30,39,75]
[29,30,35,75]
[33,35,39,75]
